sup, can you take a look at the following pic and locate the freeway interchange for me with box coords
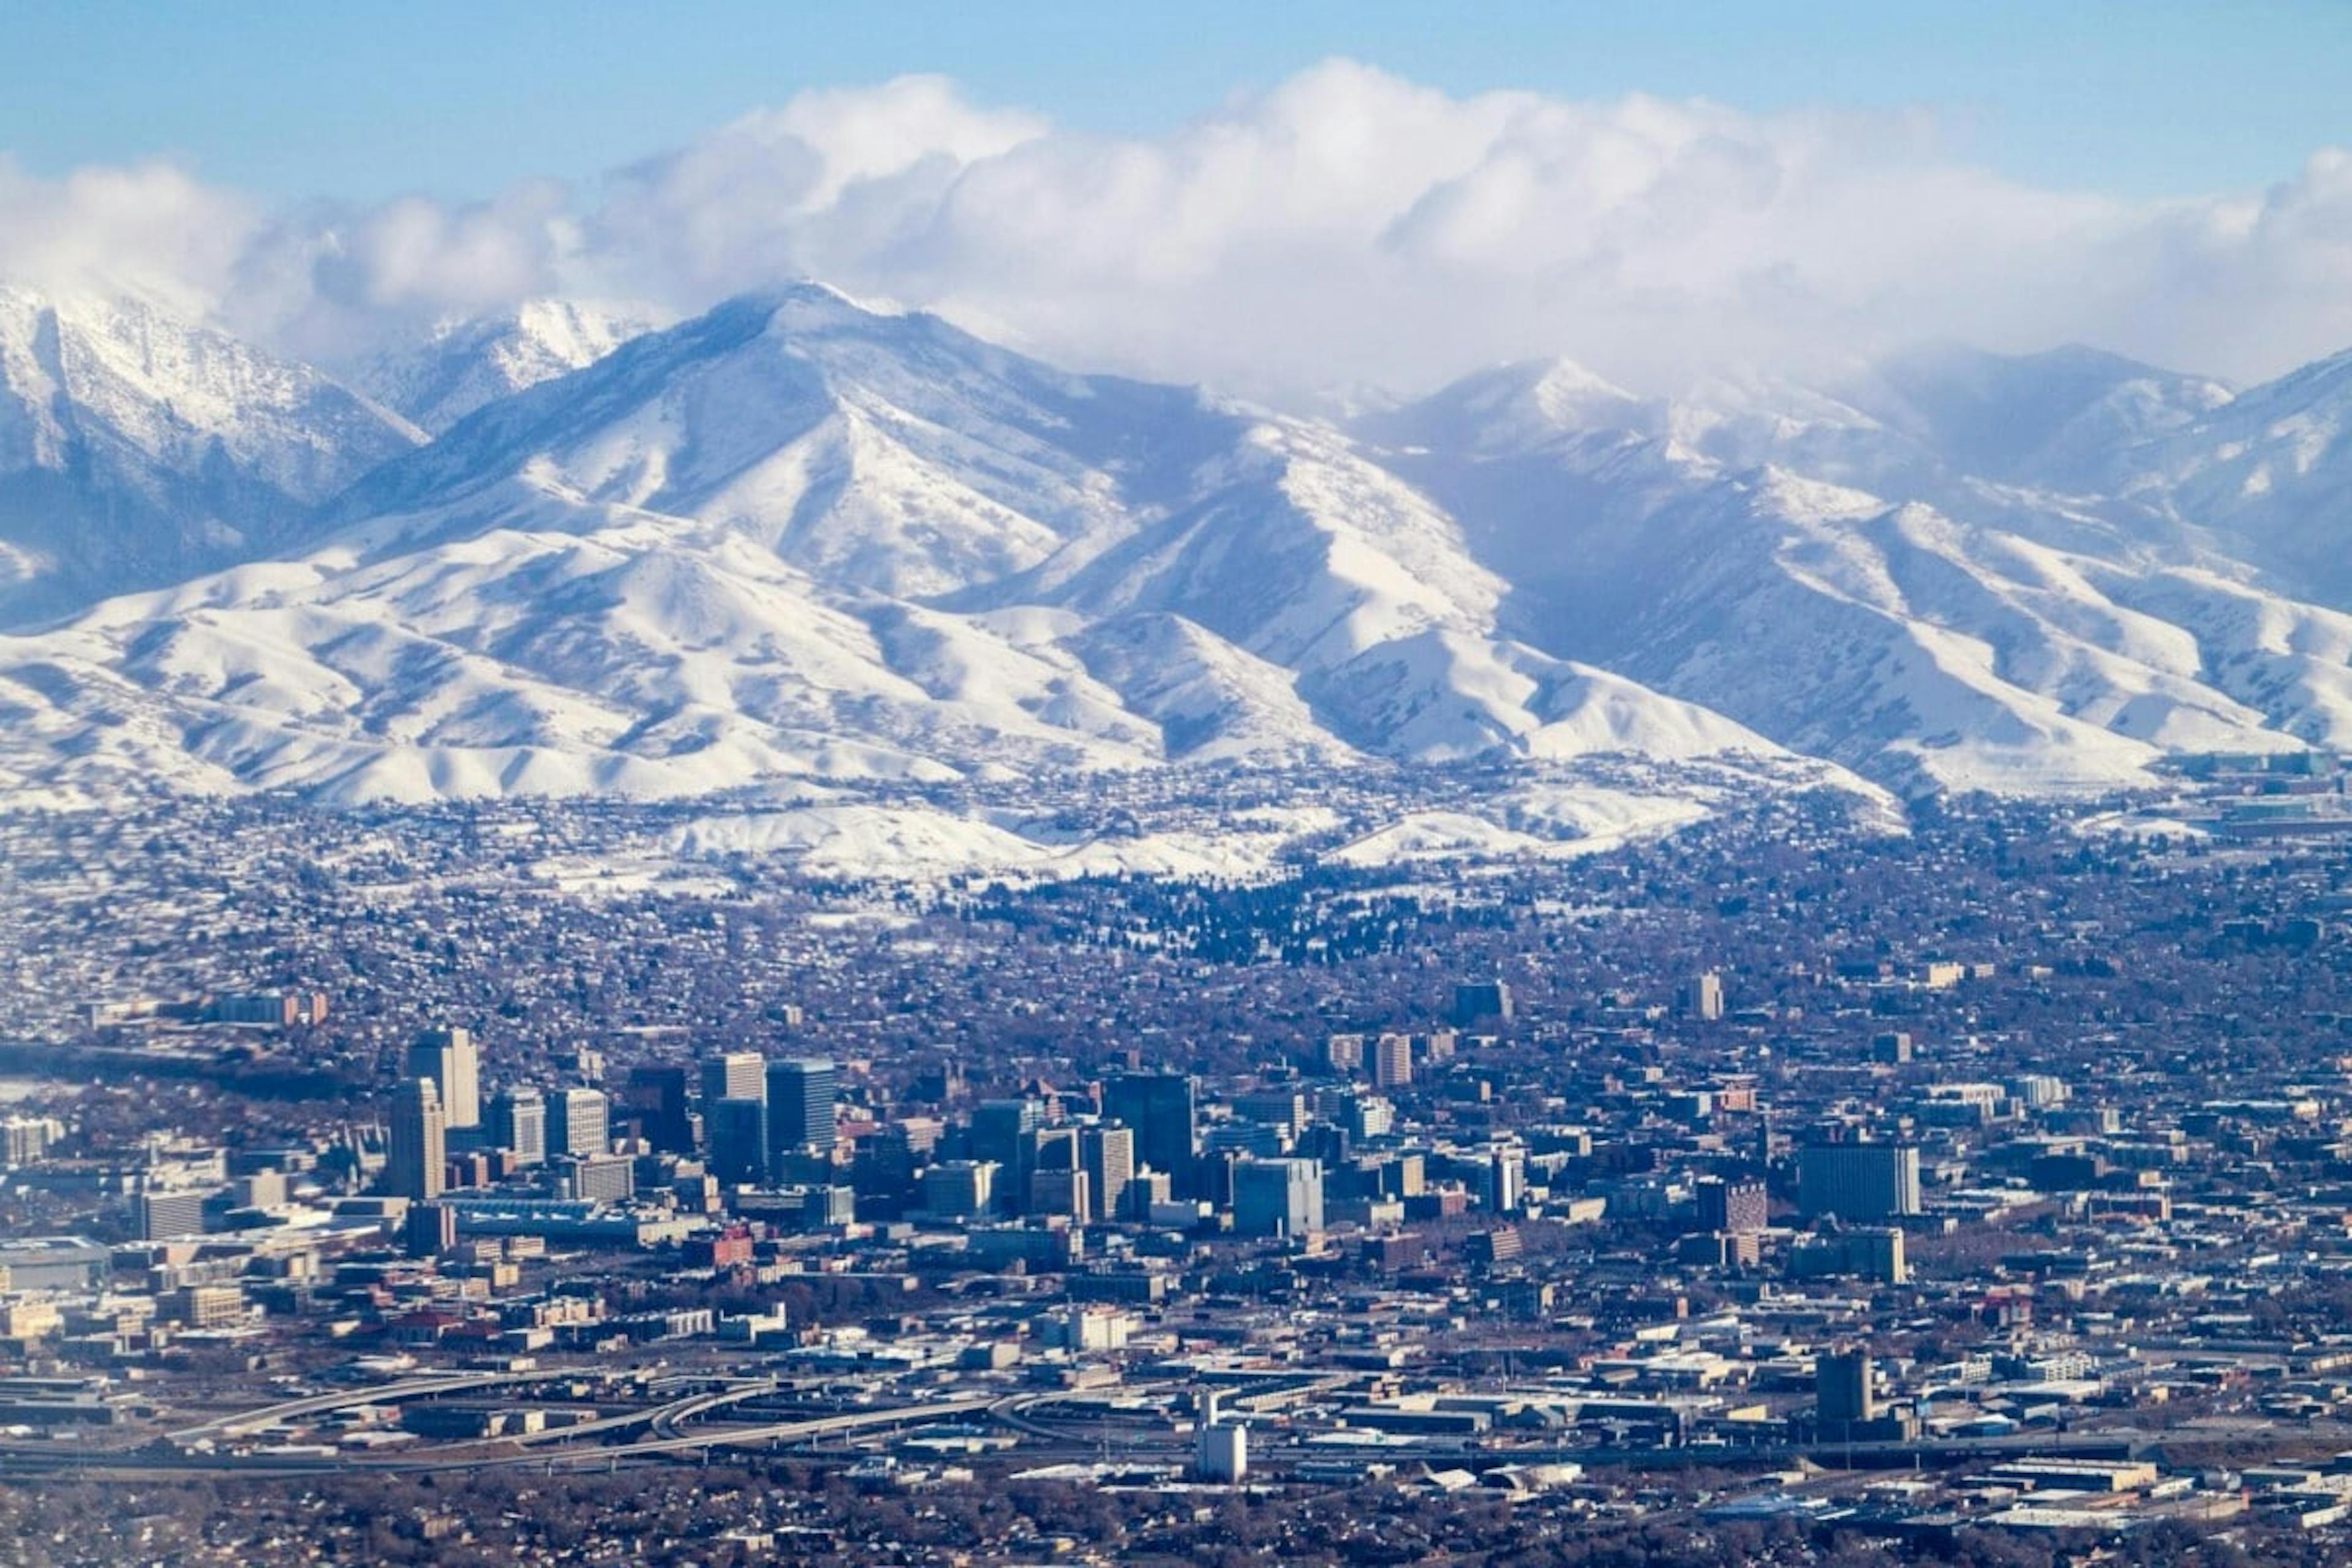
[1,1358,2289,1490]
[0,1365,1115,1480]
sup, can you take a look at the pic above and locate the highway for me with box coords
[163,1371,546,1443]
[3,1365,2290,1486]
[0,1388,1007,1480]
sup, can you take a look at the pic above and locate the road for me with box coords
[0,1389,1006,1480]
[162,1371,545,1443]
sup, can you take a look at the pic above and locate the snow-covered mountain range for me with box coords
[1,279,2348,816]
[0,288,421,627]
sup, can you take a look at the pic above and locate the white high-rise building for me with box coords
[1684,971,1725,1022]
[387,1078,447,1202]
[548,1087,611,1159]
[407,1027,481,1131]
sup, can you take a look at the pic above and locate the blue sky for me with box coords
[8,0,2350,203]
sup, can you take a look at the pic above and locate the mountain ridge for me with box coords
[2,281,2350,818]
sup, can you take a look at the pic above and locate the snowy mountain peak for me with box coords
[0,287,1809,808]
[1856,339,2234,487]
[1355,356,1655,456]
[0,284,421,627]
[753,277,907,324]
[353,298,655,434]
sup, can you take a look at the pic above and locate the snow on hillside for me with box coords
[1359,350,2352,796]
[658,766,1779,884]
[0,286,421,626]
[0,287,1793,810]
[2127,349,2352,609]
[353,300,655,434]
[6,278,2352,826]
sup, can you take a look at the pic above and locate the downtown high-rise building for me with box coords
[708,1096,769,1186]
[547,1087,611,1160]
[1683,970,1726,1023]
[1233,1156,1324,1238]
[1080,1122,1136,1223]
[971,1097,1044,1215]
[1102,1072,1197,1189]
[387,1077,447,1202]
[701,1052,764,1108]
[486,1086,546,1167]
[625,1064,694,1153]
[1796,1140,1921,1220]
[406,1027,481,1131]
[1696,1175,1769,1235]
[764,1058,838,1159]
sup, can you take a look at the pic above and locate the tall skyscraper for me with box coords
[1487,1145,1526,1215]
[625,1064,694,1153]
[971,1098,1044,1216]
[1080,1123,1135,1223]
[1232,1090,1307,1140]
[701,1052,764,1109]
[387,1077,447,1202]
[547,1087,610,1160]
[407,1027,481,1130]
[709,1096,769,1186]
[764,1058,839,1159]
[403,1201,455,1259]
[1027,1166,1090,1221]
[486,1086,546,1167]
[1103,1072,1197,1188]
[1372,1034,1414,1090]
[921,1159,996,1219]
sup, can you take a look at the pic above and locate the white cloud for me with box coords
[586,74,1047,307]
[221,181,576,363]
[0,156,257,319]
[7,62,2352,400]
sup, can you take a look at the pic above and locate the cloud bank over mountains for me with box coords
[5,61,2351,402]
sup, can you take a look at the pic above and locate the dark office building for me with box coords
[1452,981,1513,1027]
[971,1098,1044,1216]
[403,1202,455,1259]
[764,1058,839,1161]
[1103,1071,1197,1193]
[486,1087,546,1168]
[625,1065,695,1154]
[709,1096,770,1186]
[1796,1140,1921,1220]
